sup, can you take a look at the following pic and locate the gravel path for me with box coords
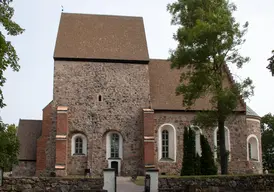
[117,177,144,192]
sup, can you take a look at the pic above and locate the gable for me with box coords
[148,59,246,111]
[54,13,149,62]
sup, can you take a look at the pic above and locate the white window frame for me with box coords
[158,123,176,162]
[105,131,123,176]
[106,131,123,160]
[214,126,231,161]
[247,134,260,162]
[71,133,87,156]
[190,125,202,156]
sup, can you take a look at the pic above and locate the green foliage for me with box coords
[0,0,25,108]
[200,134,217,175]
[0,121,19,171]
[260,113,274,170]
[261,113,274,132]
[267,50,274,76]
[182,127,216,176]
[167,0,254,174]
[181,127,195,175]
[194,153,201,175]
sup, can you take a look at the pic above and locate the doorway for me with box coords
[111,161,118,176]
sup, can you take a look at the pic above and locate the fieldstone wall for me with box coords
[67,154,88,175]
[159,175,274,192]
[53,61,150,176]
[154,111,262,175]
[12,161,36,177]
[0,177,104,192]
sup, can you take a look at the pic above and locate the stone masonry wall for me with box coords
[66,136,88,175]
[53,61,150,176]
[246,118,263,174]
[12,161,36,177]
[159,175,274,192]
[0,177,104,192]
[154,111,262,175]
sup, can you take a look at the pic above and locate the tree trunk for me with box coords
[218,118,228,174]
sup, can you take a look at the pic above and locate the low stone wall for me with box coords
[0,177,105,192]
[159,174,274,192]
[12,161,36,177]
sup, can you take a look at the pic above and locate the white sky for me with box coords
[1,0,274,124]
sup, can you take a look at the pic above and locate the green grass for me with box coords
[133,176,145,186]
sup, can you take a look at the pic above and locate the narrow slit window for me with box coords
[162,130,169,159]
[98,95,102,102]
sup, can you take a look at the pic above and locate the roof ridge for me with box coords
[61,12,143,19]
[149,58,169,61]
[19,119,42,121]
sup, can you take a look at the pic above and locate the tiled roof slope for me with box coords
[246,105,260,118]
[17,119,42,160]
[54,13,149,62]
[148,59,246,111]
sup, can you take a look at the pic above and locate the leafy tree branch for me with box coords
[167,0,254,174]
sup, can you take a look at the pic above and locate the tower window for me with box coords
[98,95,102,102]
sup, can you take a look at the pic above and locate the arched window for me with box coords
[71,133,87,156]
[158,123,176,162]
[106,132,123,159]
[111,133,119,158]
[214,127,230,160]
[105,131,123,176]
[247,134,259,161]
[190,126,202,156]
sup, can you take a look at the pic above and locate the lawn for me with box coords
[133,176,145,186]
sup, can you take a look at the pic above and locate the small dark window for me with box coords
[98,95,102,102]
[75,137,83,154]
[248,142,252,159]
[162,130,169,158]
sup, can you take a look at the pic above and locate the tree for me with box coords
[181,127,196,175]
[261,113,274,132]
[0,0,25,108]
[267,50,274,76]
[0,122,20,171]
[200,134,217,175]
[167,0,254,174]
[261,113,274,170]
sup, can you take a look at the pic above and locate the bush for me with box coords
[200,134,217,175]
[194,153,201,175]
[181,127,199,176]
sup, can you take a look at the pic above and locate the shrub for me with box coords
[181,127,196,176]
[200,134,217,175]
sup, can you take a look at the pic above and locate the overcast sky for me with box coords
[1,0,274,125]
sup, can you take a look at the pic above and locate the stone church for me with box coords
[13,13,262,177]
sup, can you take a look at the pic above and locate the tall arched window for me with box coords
[106,132,123,159]
[190,126,202,156]
[158,123,176,162]
[214,127,231,160]
[162,130,169,158]
[105,131,123,176]
[71,133,87,156]
[247,134,259,161]
[111,133,120,158]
